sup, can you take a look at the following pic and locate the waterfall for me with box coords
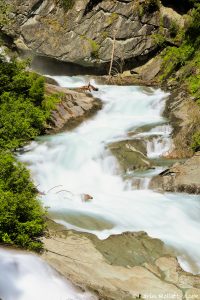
[17,76,200,275]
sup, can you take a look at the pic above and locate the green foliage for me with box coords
[169,21,179,39]
[88,39,100,59]
[60,0,74,11]
[191,131,200,151]
[185,50,200,101]
[107,12,119,25]
[0,57,61,250]
[186,3,200,47]
[152,33,167,47]
[42,93,61,115]
[160,43,194,80]
[139,0,160,16]
[0,56,60,150]
[158,3,200,152]
[0,0,10,28]
[0,152,45,251]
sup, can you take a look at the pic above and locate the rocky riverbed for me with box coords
[42,220,200,300]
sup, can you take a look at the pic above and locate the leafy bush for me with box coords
[0,56,60,150]
[0,56,61,250]
[0,152,45,251]
[191,131,200,151]
[169,21,179,38]
[184,3,200,51]
[160,43,194,80]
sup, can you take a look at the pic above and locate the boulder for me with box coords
[45,83,102,132]
[109,139,152,172]
[42,220,200,300]
[150,152,200,193]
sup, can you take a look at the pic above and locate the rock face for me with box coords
[4,0,164,69]
[42,220,200,300]
[164,87,200,158]
[150,152,200,193]
[109,139,152,172]
[45,83,102,132]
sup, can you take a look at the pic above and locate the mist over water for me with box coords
[18,76,200,274]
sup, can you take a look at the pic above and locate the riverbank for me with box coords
[42,219,200,300]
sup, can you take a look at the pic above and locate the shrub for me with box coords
[60,0,74,10]
[160,43,194,80]
[186,3,200,47]
[0,152,45,251]
[140,0,160,15]
[169,21,179,38]
[0,56,54,250]
[191,131,200,151]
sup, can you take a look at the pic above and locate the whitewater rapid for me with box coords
[18,76,200,275]
[0,248,96,300]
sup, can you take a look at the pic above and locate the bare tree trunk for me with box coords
[108,32,117,77]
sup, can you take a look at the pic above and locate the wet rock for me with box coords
[109,139,151,172]
[45,83,102,132]
[42,220,200,300]
[150,152,200,194]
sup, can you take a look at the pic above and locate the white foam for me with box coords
[0,249,96,300]
[18,76,200,274]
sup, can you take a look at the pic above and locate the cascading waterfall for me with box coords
[0,249,96,300]
[16,76,200,277]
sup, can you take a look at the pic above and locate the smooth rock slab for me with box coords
[42,221,200,300]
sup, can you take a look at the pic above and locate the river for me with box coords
[1,76,200,299]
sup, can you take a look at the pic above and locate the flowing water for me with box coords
[18,76,200,274]
[3,75,199,298]
[0,248,96,300]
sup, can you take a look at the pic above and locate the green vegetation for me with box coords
[158,3,200,151]
[0,152,45,251]
[139,0,160,16]
[160,43,194,81]
[0,0,10,28]
[88,39,100,59]
[107,12,119,25]
[0,58,59,150]
[192,132,200,151]
[60,0,75,11]
[0,56,60,251]
[80,35,100,59]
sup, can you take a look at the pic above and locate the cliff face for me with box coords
[4,0,164,70]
